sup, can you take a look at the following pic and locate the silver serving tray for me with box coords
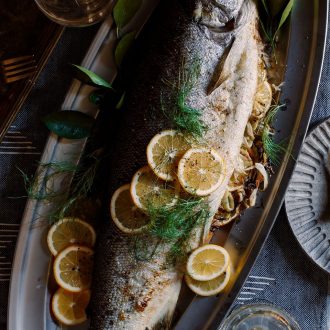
[8,1,328,329]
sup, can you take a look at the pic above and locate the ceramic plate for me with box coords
[285,118,330,274]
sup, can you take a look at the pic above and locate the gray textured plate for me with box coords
[285,118,330,274]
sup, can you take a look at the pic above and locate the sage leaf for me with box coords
[113,0,142,30]
[273,0,294,39]
[115,31,136,67]
[44,110,95,139]
[72,64,112,89]
[115,92,126,109]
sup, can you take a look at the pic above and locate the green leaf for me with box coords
[115,92,126,109]
[113,0,142,30]
[72,65,112,89]
[260,0,270,16]
[115,31,136,67]
[273,0,294,39]
[259,18,271,43]
[268,0,288,16]
[44,111,95,139]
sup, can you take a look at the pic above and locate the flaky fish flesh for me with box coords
[90,0,263,329]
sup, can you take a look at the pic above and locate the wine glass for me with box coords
[34,0,114,27]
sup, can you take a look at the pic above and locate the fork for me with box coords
[1,55,36,84]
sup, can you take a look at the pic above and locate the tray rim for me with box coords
[6,16,114,330]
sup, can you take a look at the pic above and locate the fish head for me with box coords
[193,0,244,28]
[188,0,254,43]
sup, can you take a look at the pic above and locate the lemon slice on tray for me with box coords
[130,166,180,211]
[52,288,90,326]
[185,266,231,296]
[110,184,150,234]
[186,244,230,281]
[254,80,272,116]
[47,218,96,256]
[147,129,190,181]
[177,147,225,196]
[54,245,93,292]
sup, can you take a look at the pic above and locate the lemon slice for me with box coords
[185,266,231,296]
[147,130,190,181]
[254,80,272,116]
[186,244,230,281]
[47,218,96,256]
[110,184,150,234]
[52,288,90,326]
[54,245,93,292]
[177,148,225,196]
[130,166,180,211]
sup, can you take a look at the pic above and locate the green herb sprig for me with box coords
[260,103,287,165]
[18,161,77,201]
[259,0,294,54]
[19,151,102,224]
[163,59,206,138]
[135,197,210,265]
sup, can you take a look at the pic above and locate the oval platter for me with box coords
[8,1,328,330]
[285,118,330,274]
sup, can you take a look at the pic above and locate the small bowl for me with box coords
[219,303,301,330]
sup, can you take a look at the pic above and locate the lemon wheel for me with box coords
[52,288,90,326]
[186,244,230,281]
[110,184,150,234]
[53,245,93,292]
[147,129,190,181]
[185,266,231,296]
[47,218,96,256]
[177,148,225,196]
[130,166,180,211]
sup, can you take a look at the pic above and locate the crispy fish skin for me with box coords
[90,1,260,329]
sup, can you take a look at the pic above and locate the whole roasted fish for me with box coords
[90,0,261,329]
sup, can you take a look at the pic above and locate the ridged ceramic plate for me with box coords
[285,119,330,274]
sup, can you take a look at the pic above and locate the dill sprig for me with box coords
[261,103,287,165]
[262,128,287,165]
[18,161,77,202]
[137,197,210,265]
[163,59,206,138]
[259,0,294,57]
[19,152,102,224]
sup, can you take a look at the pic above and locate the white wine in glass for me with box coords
[34,0,114,27]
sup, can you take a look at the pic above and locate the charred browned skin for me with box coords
[90,1,259,329]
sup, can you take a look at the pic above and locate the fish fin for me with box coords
[148,312,173,330]
[206,0,256,95]
[206,38,235,95]
[207,27,248,96]
[148,280,181,330]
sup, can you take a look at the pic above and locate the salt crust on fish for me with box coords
[90,1,261,329]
